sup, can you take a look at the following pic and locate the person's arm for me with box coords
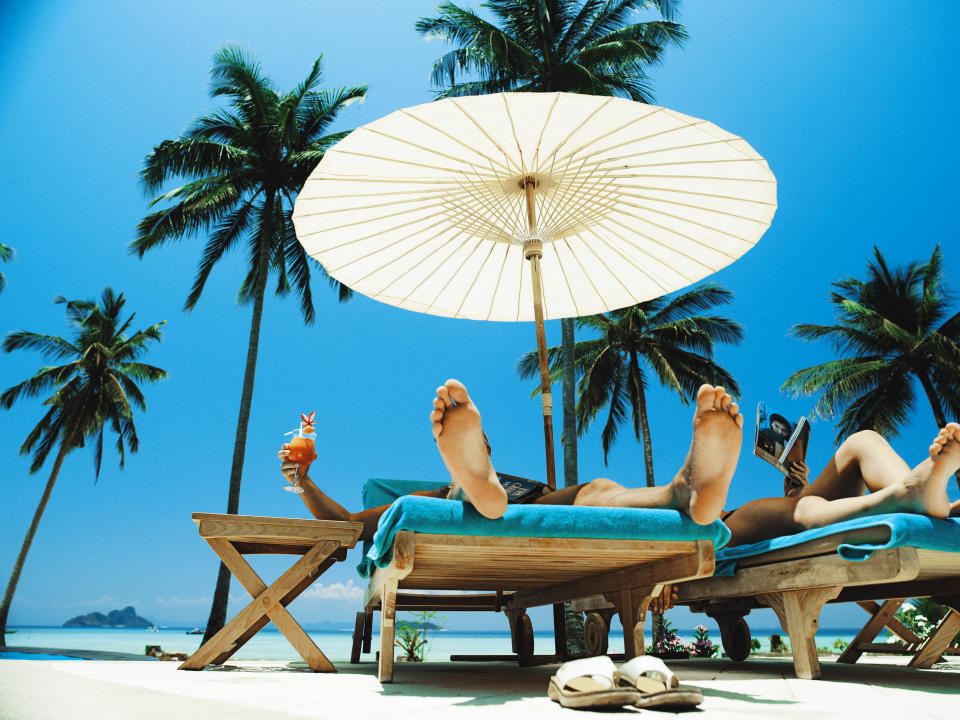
[279,445,385,541]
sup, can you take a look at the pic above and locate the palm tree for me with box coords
[416,0,686,490]
[132,47,366,643]
[0,243,13,295]
[0,288,166,645]
[782,246,960,489]
[518,283,743,487]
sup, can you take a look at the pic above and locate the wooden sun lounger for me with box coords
[675,527,960,679]
[359,531,716,682]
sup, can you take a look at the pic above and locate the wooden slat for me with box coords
[194,514,362,548]
[735,527,891,568]
[508,540,713,610]
[678,546,919,602]
[837,598,904,664]
[909,609,960,668]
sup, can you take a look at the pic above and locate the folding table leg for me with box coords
[180,539,338,671]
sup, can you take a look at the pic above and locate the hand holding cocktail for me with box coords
[281,412,318,494]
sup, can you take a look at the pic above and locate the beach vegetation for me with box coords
[0,243,13,295]
[395,611,444,662]
[782,246,960,488]
[132,46,367,644]
[417,0,687,493]
[0,289,167,645]
[688,624,718,658]
[518,282,743,488]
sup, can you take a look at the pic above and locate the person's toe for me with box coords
[444,378,471,405]
[712,386,727,410]
[695,384,716,411]
[437,385,453,407]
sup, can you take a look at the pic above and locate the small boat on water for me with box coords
[146,626,159,632]
[186,627,205,635]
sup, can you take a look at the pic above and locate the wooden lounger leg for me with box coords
[362,610,373,653]
[378,578,399,683]
[837,598,905,665]
[909,598,960,669]
[758,587,841,679]
[608,586,658,659]
[351,611,366,663]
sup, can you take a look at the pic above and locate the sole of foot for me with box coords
[679,385,744,525]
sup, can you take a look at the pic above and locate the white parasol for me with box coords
[293,92,777,488]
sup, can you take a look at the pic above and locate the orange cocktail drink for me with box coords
[287,436,317,466]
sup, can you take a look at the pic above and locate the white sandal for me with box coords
[618,655,703,709]
[547,655,641,709]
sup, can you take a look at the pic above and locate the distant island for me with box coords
[63,606,153,628]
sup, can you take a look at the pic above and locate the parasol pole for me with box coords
[522,177,557,490]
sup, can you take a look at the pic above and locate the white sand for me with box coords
[1,655,958,719]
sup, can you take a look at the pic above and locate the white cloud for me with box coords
[302,579,363,601]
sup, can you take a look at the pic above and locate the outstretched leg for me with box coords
[549,385,743,525]
[429,379,507,519]
[726,424,960,546]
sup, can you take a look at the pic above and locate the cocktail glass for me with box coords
[284,435,315,494]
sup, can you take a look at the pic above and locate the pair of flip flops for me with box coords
[548,655,703,710]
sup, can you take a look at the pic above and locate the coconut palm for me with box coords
[0,288,166,645]
[782,246,960,487]
[0,243,13,295]
[133,47,366,643]
[518,283,743,487]
[417,0,686,490]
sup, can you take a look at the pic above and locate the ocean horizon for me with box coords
[3,626,871,663]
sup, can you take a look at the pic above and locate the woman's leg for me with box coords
[800,430,911,500]
[726,425,960,546]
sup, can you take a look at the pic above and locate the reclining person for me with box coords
[280,379,960,547]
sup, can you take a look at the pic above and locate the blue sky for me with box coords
[1,1,958,635]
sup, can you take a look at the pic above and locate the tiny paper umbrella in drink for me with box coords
[292,92,777,488]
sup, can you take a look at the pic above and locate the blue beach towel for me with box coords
[357,493,731,577]
[714,513,960,576]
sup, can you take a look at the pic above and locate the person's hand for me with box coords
[649,584,678,614]
[784,460,809,497]
[277,444,305,484]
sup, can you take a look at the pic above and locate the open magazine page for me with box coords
[753,402,809,474]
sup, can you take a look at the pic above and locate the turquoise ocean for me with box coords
[2,626,865,662]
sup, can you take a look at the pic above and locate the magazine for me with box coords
[753,402,810,474]
[495,472,548,503]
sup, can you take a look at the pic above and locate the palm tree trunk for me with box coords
[559,318,584,654]
[0,439,72,646]
[561,319,578,487]
[202,198,274,645]
[916,370,960,491]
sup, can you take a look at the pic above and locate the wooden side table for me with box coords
[179,513,363,672]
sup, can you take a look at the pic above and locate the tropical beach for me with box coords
[2,1,960,717]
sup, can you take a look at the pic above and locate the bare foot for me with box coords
[672,384,743,524]
[429,379,507,519]
[899,424,960,518]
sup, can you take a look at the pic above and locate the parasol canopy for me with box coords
[292,92,776,323]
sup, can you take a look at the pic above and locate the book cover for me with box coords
[754,403,810,474]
